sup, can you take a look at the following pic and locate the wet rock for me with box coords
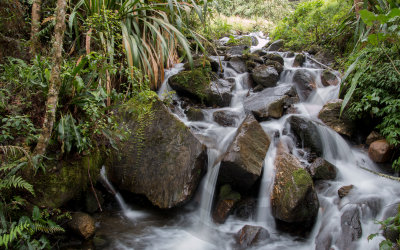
[68,212,96,239]
[368,139,393,163]
[263,53,284,65]
[287,116,323,156]
[308,157,337,180]
[253,49,267,56]
[267,39,284,51]
[236,225,270,247]
[241,73,254,88]
[186,107,204,121]
[318,99,354,137]
[212,184,240,223]
[251,36,258,46]
[321,70,339,86]
[314,49,335,67]
[264,60,284,74]
[338,185,354,198]
[366,131,384,145]
[246,60,258,72]
[251,65,280,88]
[244,85,296,120]
[228,57,247,73]
[219,115,271,190]
[382,202,400,243]
[271,145,319,224]
[292,69,316,100]
[234,198,257,219]
[286,51,295,57]
[337,205,362,250]
[293,54,306,67]
[183,57,211,71]
[109,100,206,208]
[213,110,239,127]
[227,45,249,56]
[85,188,104,214]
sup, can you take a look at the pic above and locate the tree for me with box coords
[34,0,67,156]
[30,0,42,55]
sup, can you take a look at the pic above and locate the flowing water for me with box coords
[95,34,400,249]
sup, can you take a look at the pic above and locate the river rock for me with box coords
[314,49,335,67]
[251,65,280,88]
[244,85,296,120]
[264,60,284,74]
[267,39,284,51]
[271,145,319,224]
[292,69,316,100]
[85,188,104,214]
[109,100,207,208]
[321,70,339,86]
[318,99,354,137]
[368,139,393,163]
[263,53,284,65]
[68,212,96,239]
[213,110,239,127]
[228,57,247,73]
[337,205,362,250]
[219,115,271,190]
[366,131,384,145]
[338,185,354,198]
[293,54,306,67]
[236,225,270,247]
[212,184,240,223]
[308,157,337,180]
[227,45,249,56]
[183,57,211,71]
[382,202,400,243]
[234,198,257,219]
[287,116,323,156]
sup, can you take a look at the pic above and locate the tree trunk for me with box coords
[34,0,67,156]
[354,0,363,17]
[30,0,42,55]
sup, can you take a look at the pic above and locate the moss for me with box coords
[219,184,241,201]
[183,57,212,71]
[293,168,312,188]
[227,36,252,46]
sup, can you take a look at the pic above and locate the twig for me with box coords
[358,165,400,182]
[302,52,336,72]
[87,164,103,212]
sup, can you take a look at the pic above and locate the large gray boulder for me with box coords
[292,69,316,100]
[267,39,284,51]
[108,100,207,208]
[219,115,271,190]
[337,205,362,250]
[251,65,280,88]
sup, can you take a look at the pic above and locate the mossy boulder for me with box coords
[321,70,339,86]
[293,54,305,67]
[307,157,337,180]
[271,144,319,224]
[183,57,212,71]
[108,99,207,208]
[212,184,241,223]
[318,99,354,137]
[168,69,233,107]
[29,150,104,208]
[292,69,316,100]
[251,65,280,88]
[219,115,271,190]
[262,53,284,65]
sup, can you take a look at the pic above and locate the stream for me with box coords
[95,33,400,250]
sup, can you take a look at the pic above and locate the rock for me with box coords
[263,53,284,65]
[228,57,247,73]
[271,146,319,224]
[321,70,339,86]
[236,225,270,247]
[382,202,400,243]
[109,100,206,208]
[244,85,296,120]
[169,69,232,107]
[337,205,362,250]
[213,110,239,127]
[318,99,354,137]
[253,49,267,56]
[68,212,96,239]
[308,157,337,180]
[338,185,354,198]
[234,198,257,219]
[227,45,249,56]
[314,49,335,67]
[251,36,258,46]
[366,131,384,145]
[287,116,323,156]
[267,39,284,51]
[292,69,316,100]
[368,139,393,163]
[264,60,284,74]
[308,45,319,55]
[286,51,295,57]
[186,107,204,121]
[246,60,258,72]
[293,54,305,67]
[219,115,271,190]
[85,188,104,214]
[212,184,240,223]
[183,57,211,71]
[251,65,280,88]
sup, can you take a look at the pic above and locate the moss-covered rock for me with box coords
[318,99,354,137]
[271,143,319,224]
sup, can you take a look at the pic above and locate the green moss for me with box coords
[219,184,241,201]
[227,36,252,46]
[293,168,312,187]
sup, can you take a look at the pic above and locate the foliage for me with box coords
[272,0,351,51]
[0,115,38,145]
[368,204,400,249]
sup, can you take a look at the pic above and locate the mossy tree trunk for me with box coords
[30,0,42,55]
[34,0,67,156]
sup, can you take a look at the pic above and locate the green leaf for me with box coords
[359,9,377,25]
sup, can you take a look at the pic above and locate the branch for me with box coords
[358,165,400,182]
[302,52,336,72]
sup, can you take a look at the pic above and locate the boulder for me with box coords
[227,45,249,56]
[314,49,335,67]
[318,99,354,137]
[219,115,271,190]
[183,57,211,71]
[368,139,393,163]
[263,53,284,65]
[264,60,284,74]
[321,70,339,86]
[68,212,96,239]
[108,100,207,208]
[271,146,319,224]
[338,185,354,198]
[234,198,257,220]
[293,54,305,67]
[251,36,258,46]
[244,85,296,120]
[292,69,316,100]
[236,225,270,247]
[228,57,247,73]
[307,157,337,180]
[337,205,362,250]
[168,69,233,107]
[382,202,400,243]
[251,65,280,88]
[212,184,240,223]
[287,116,323,156]
[213,110,239,127]
[366,131,384,145]
[85,188,104,214]
[267,39,284,51]
[186,107,204,121]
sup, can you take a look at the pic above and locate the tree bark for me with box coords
[30,0,42,55]
[34,0,67,156]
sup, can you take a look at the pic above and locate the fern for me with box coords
[0,221,30,248]
[0,175,34,195]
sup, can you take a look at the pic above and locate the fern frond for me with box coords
[0,145,32,165]
[32,222,65,234]
[0,176,34,195]
[0,221,30,248]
